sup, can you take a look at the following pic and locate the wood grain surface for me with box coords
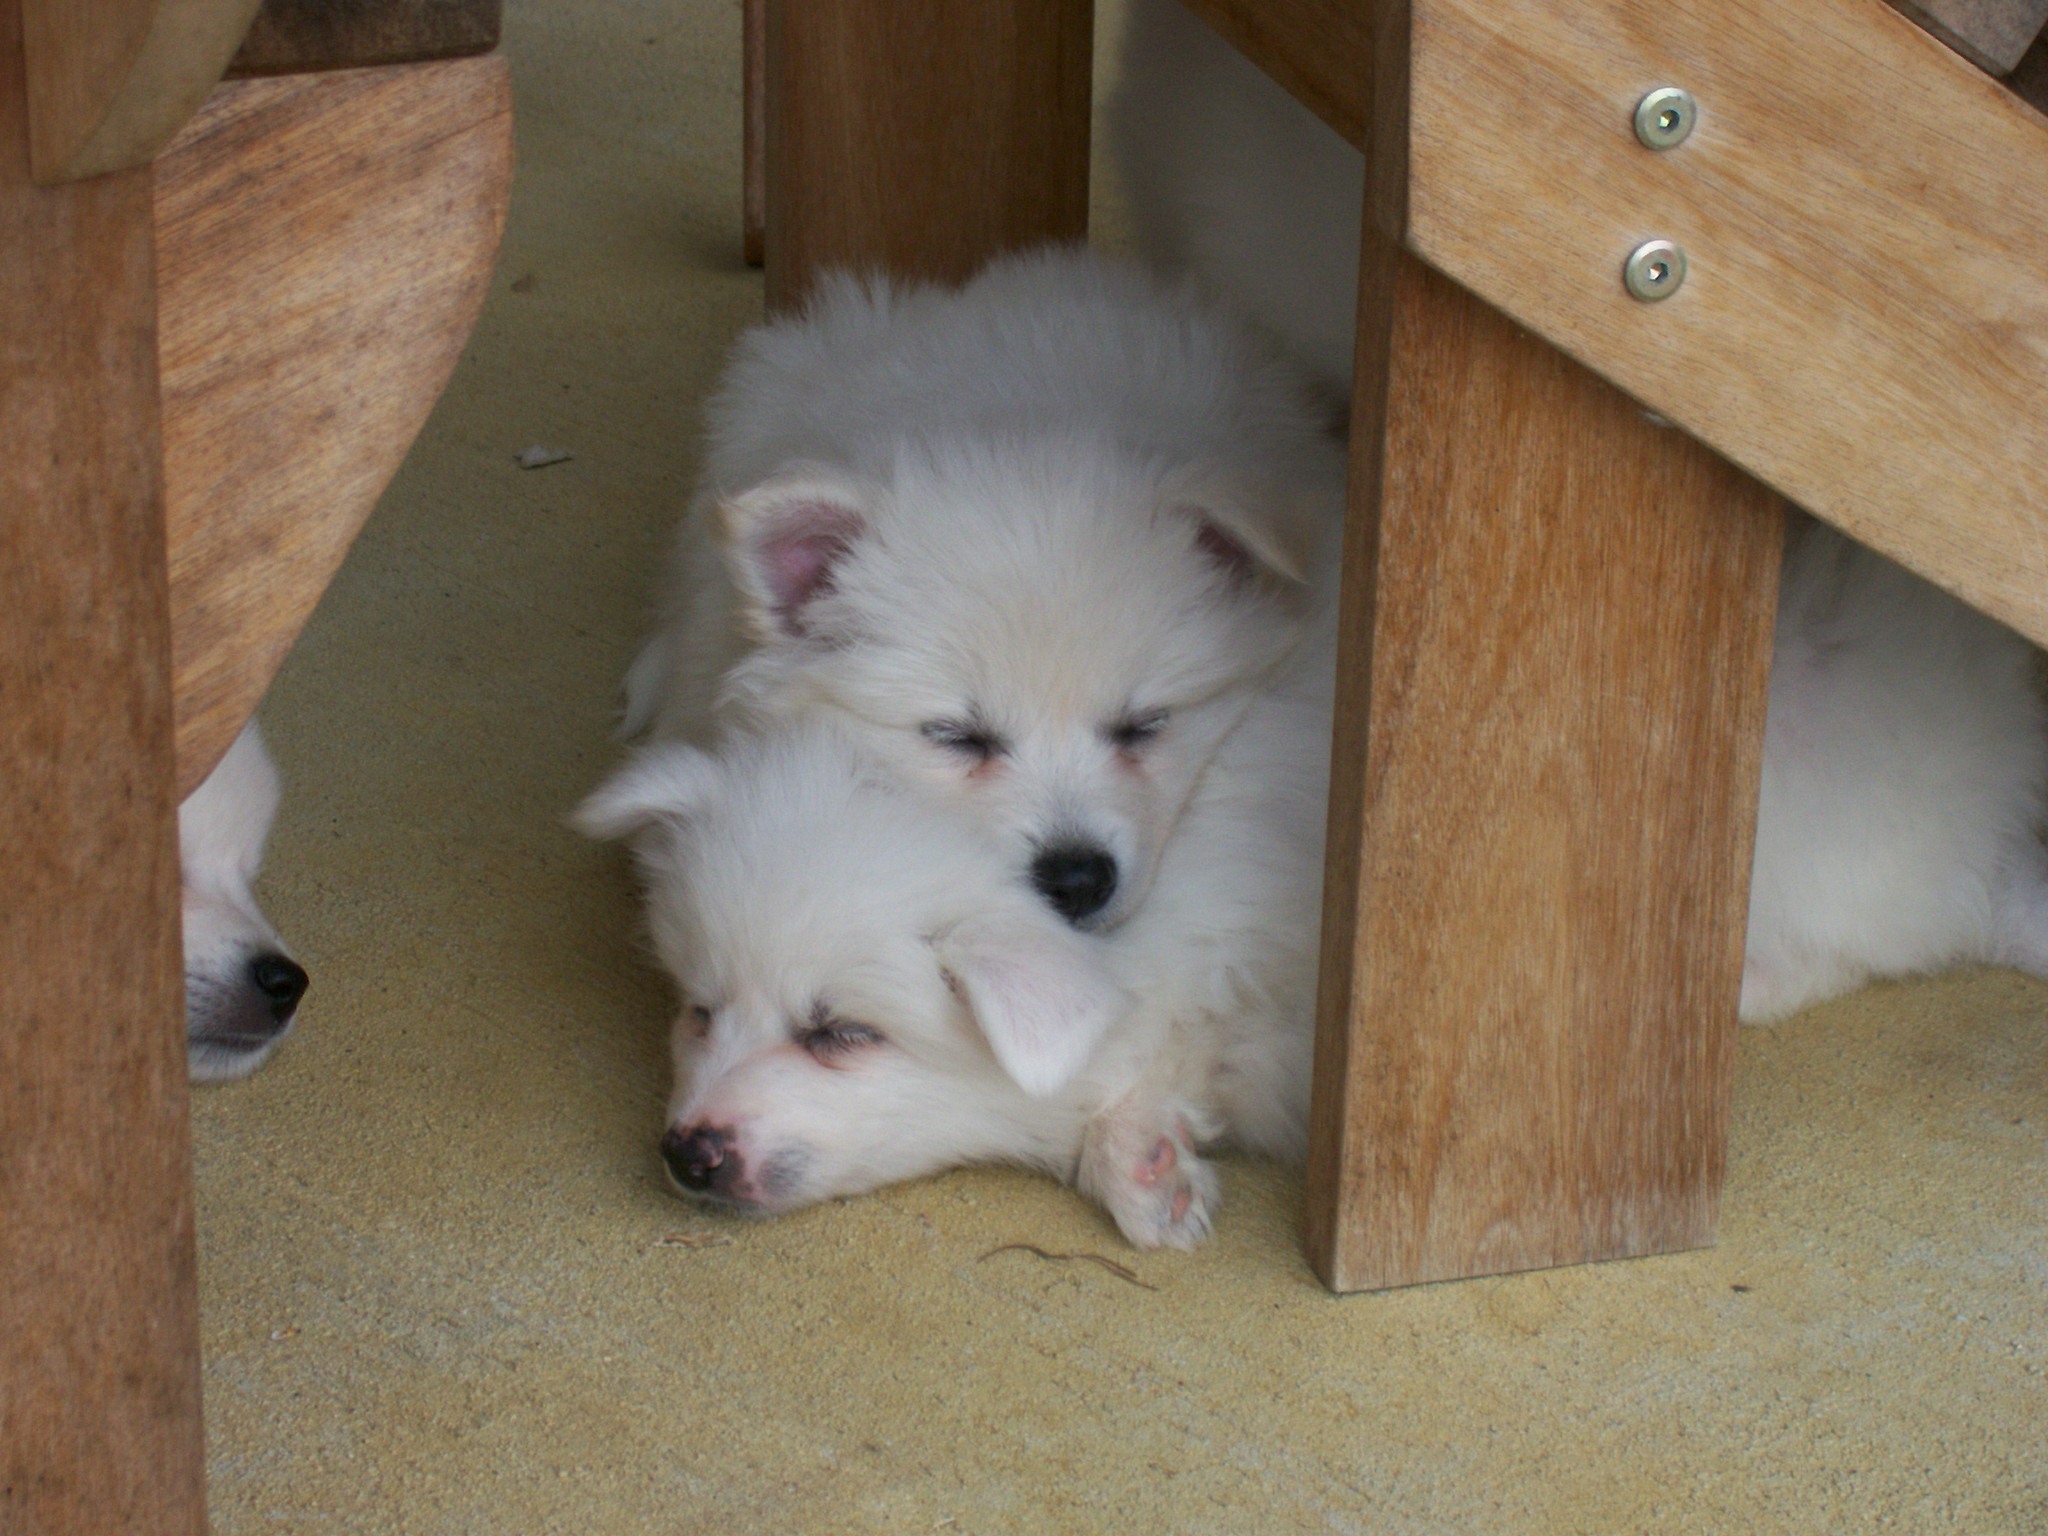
[1303,0,1784,1292]
[763,0,1094,312]
[0,0,207,1527]
[1177,0,2048,651]
[1406,0,2048,649]
[20,0,263,182]
[228,0,501,76]
[156,56,513,794]
[1888,0,2048,72]
[1306,250,1784,1292]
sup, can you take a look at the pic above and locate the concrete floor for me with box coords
[194,2,2048,1530]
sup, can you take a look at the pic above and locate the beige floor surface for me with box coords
[193,3,2048,1531]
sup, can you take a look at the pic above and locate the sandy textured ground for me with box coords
[192,2,2048,1530]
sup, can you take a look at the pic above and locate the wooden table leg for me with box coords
[762,0,1093,313]
[0,0,207,1528]
[1304,56,1786,1285]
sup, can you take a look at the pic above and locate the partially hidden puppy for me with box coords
[1110,0,2048,1020]
[622,246,1345,934]
[578,685,1330,1249]
[181,720,308,1081]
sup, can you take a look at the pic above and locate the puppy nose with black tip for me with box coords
[662,1124,733,1193]
[1030,843,1119,925]
[249,953,309,1020]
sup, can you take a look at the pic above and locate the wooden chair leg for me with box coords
[0,1,206,1529]
[1304,235,1785,1291]
[761,0,1093,313]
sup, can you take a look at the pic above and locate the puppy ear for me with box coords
[717,469,869,642]
[572,744,721,840]
[1160,464,1319,588]
[936,909,1126,1099]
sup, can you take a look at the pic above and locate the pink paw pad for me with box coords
[1134,1134,1178,1187]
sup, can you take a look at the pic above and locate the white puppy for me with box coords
[578,694,1329,1248]
[623,247,1345,933]
[1111,0,2048,1020]
[180,720,307,1081]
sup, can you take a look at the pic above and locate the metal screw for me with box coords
[1634,87,1696,150]
[1624,239,1686,301]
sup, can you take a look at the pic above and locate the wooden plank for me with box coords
[20,0,263,182]
[227,0,501,77]
[1409,0,2048,651]
[1303,0,1784,1292]
[763,0,1094,312]
[1887,0,2048,73]
[1403,0,2048,651]
[0,0,206,1527]
[156,56,513,795]
[743,0,764,267]
[1177,0,2048,653]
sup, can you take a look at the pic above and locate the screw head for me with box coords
[1624,239,1687,301]
[1634,87,1696,150]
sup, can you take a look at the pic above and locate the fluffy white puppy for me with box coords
[623,247,1345,933]
[1746,519,2048,1020]
[1111,0,2048,1020]
[180,720,307,1081]
[578,693,1330,1249]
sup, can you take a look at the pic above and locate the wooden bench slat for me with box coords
[156,56,513,793]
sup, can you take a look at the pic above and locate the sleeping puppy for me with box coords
[180,720,308,1082]
[622,246,1344,933]
[1111,0,2048,1020]
[577,691,1330,1249]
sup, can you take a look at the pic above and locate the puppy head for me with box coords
[576,724,1128,1215]
[179,722,308,1083]
[715,440,1322,933]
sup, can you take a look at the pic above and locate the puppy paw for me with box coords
[1080,1112,1220,1251]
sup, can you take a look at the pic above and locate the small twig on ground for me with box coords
[976,1242,1158,1291]
[653,1231,733,1250]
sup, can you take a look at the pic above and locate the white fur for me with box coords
[181,720,306,1081]
[578,700,1331,1250]
[1110,0,2048,1020]
[592,247,1353,1246]
[1744,518,2048,1019]
[624,246,1346,934]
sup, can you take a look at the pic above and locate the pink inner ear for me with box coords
[755,505,863,635]
[1191,517,1256,583]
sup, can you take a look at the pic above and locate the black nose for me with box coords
[661,1124,732,1192]
[1030,844,1118,925]
[249,954,308,1020]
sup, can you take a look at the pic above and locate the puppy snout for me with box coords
[661,1123,741,1195]
[1030,843,1118,925]
[249,953,309,1021]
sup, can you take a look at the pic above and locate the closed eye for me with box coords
[797,1009,887,1062]
[1105,708,1170,751]
[685,1003,713,1038]
[920,717,1007,762]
